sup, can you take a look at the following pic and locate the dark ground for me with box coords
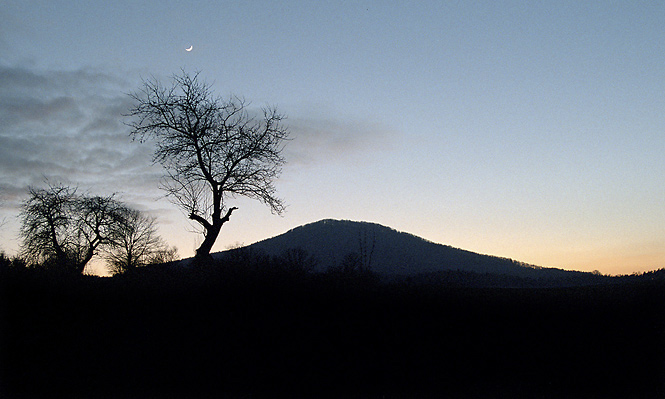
[1,264,663,398]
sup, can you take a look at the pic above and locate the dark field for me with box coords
[1,264,663,398]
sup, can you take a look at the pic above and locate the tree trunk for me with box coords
[75,247,95,274]
[195,225,222,261]
[193,207,238,262]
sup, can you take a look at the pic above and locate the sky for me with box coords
[1,1,663,276]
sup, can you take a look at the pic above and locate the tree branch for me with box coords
[189,211,212,231]
[220,207,238,225]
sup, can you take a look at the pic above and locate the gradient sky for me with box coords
[1,1,663,276]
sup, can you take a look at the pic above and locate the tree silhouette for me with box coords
[104,208,176,274]
[147,245,179,265]
[20,183,127,274]
[128,70,289,260]
[19,183,75,268]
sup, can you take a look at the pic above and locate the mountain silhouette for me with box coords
[217,219,589,281]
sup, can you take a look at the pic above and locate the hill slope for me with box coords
[218,219,587,280]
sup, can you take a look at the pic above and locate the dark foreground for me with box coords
[1,264,663,398]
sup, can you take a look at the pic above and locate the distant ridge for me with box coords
[217,219,586,280]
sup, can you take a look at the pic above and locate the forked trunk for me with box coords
[193,207,238,263]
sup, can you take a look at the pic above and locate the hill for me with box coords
[217,219,596,282]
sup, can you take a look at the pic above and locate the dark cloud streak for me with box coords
[0,64,161,210]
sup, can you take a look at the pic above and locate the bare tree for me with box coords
[147,245,179,265]
[19,183,126,274]
[19,183,77,269]
[105,208,175,275]
[74,194,127,273]
[127,70,289,260]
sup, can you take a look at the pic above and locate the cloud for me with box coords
[285,115,395,166]
[0,63,162,210]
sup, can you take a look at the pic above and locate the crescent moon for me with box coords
[185,45,193,52]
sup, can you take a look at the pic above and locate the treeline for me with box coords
[2,253,663,398]
[400,267,665,288]
[4,239,664,289]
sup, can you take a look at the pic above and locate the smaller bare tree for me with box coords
[105,208,175,274]
[147,245,179,265]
